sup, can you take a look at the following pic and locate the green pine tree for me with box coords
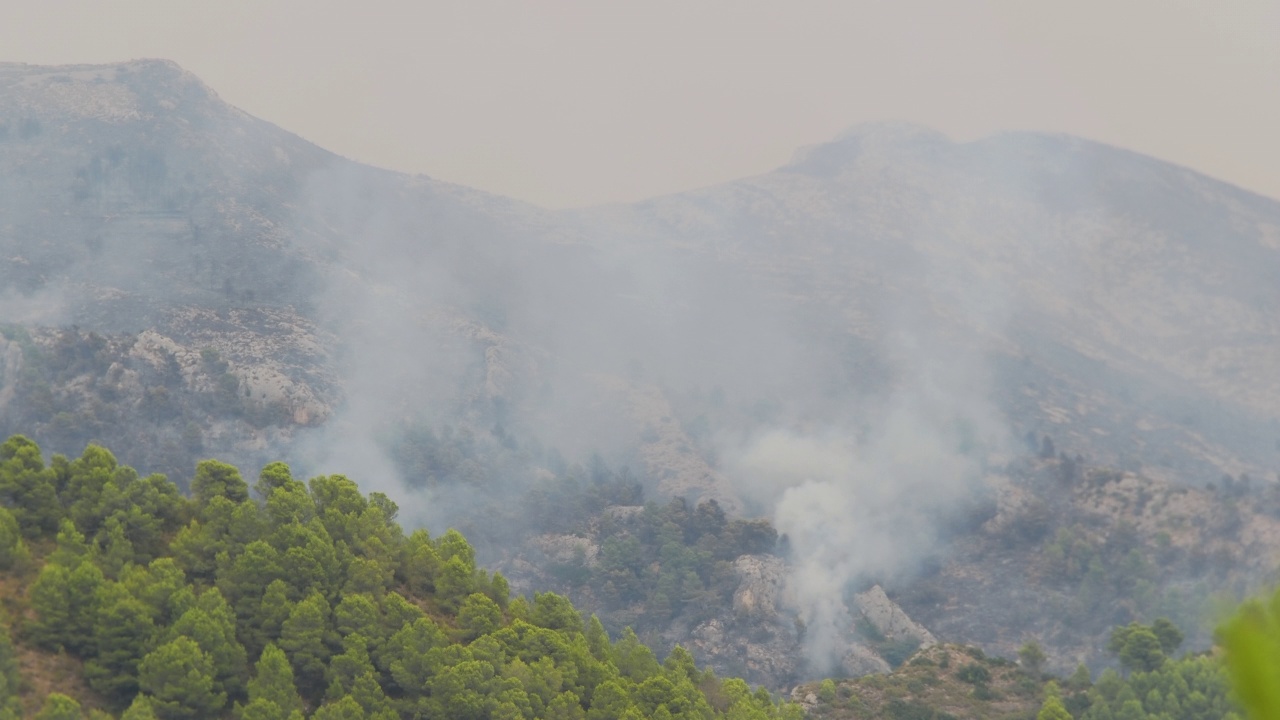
[35,693,83,720]
[458,593,503,641]
[85,592,157,704]
[164,588,248,700]
[1037,683,1073,720]
[119,695,159,720]
[138,636,227,719]
[246,643,303,718]
[278,592,332,700]
[0,624,22,720]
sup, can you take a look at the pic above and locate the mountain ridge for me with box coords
[4,57,1278,521]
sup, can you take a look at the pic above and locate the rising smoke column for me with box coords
[733,328,1010,671]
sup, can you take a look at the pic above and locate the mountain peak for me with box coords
[0,58,222,124]
[784,121,952,176]
[835,120,952,146]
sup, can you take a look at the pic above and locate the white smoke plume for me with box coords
[729,323,1011,671]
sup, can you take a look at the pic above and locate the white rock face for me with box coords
[677,554,803,687]
[732,554,788,619]
[854,584,937,648]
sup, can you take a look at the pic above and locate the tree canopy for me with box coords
[0,435,799,720]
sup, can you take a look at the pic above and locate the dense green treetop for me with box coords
[0,435,799,720]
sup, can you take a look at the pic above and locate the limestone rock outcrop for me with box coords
[854,584,938,648]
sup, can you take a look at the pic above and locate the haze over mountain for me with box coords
[3,59,1280,684]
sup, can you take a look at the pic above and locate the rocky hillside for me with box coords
[893,451,1280,673]
[3,60,1280,694]
[449,444,1280,691]
[0,59,558,482]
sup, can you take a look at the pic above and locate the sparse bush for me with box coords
[885,698,956,720]
[881,637,922,668]
[956,663,991,685]
[818,678,837,703]
[1018,640,1046,675]
[971,683,997,700]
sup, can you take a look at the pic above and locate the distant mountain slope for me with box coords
[0,60,569,482]
[0,59,550,322]
[578,122,1280,484]
[4,61,1277,486]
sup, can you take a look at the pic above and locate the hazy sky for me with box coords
[5,0,1278,208]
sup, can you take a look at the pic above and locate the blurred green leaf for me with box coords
[1221,594,1280,720]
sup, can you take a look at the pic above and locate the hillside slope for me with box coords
[3,60,1280,693]
[581,123,1280,483]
